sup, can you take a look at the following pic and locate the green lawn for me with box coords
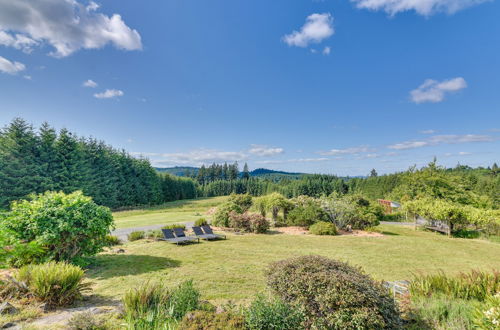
[112,196,228,229]
[87,224,500,304]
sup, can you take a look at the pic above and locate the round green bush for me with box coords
[309,221,337,235]
[2,191,114,264]
[213,202,242,227]
[162,223,186,230]
[266,255,401,329]
[179,311,245,330]
[15,261,90,306]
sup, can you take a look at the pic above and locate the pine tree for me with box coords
[243,163,250,180]
[370,169,378,177]
[492,163,499,176]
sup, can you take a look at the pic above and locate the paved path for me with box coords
[380,221,415,226]
[112,221,194,241]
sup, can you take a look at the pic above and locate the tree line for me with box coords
[0,118,196,209]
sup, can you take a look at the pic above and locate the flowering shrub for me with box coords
[229,212,269,233]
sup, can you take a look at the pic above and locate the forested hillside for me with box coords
[0,118,196,209]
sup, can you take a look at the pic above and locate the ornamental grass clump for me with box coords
[15,261,90,306]
[127,231,145,241]
[244,294,305,330]
[409,270,500,301]
[123,280,200,329]
[309,221,337,235]
[266,255,401,329]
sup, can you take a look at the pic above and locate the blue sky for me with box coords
[0,0,499,176]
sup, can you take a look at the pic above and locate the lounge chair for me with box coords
[192,226,219,240]
[173,227,199,243]
[161,229,196,245]
[201,225,226,239]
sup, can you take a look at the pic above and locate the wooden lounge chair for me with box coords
[173,227,199,243]
[201,225,226,240]
[161,228,195,245]
[192,226,218,240]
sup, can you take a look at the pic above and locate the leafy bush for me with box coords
[67,311,107,330]
[2,191,114,265]
[309,221,337,235]
[123,280,200,328]
[162,223,186,230]
[227,193,253,212]
[382,211,405,222]
[245,294,305,330]
[266,255,401,329]
[452,229,481,239]
[179,311,245,330]
[194,217,208,227]
[146,230,163,240]
[15,261,90,306]
[105,235,121,246]
[287,202,327,227]
[472,293,500,329]
[229,212,269,233]
[409,270,500,301]
[213,202,243,227]
[127,231,145,241]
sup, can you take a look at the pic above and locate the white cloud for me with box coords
[148,149,248,166]
[94,89,124,99]
[388,134,494,150]
[410,77,467,104]
[256,158,329,165]
[318,146,374,156]
[83,79,98,88]
[0,0,142,58]
[0,56,25,74]
[283,13,334,47]
[248,145,284,156]
[23,75,32,80]
[420,129,436,134]
[458,151,472,155]
[350,0,491,16]
[322,46,331,55]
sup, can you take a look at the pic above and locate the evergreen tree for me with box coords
[370,169,378,177]
[243,163,250,180]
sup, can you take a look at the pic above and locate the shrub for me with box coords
[194,217,208,227]
[15,261,90,306]
[227,193,253,212]
[452,229,481,239]
[162,223,187,230]
[229,212,269,233]
[179,311,245,330]
[2,191,114,265]
[309,221,337,235]
[288,196,328,227]
[127,231,145,241]
[67,311,106,330]
[320,194,380,230]
[409,270,500,301]
[213,202,243,227]
[146,230,163,240]
[123,280,200,328]
[472,293,500,329]
[105,235,121,246]
[266,255,401,329]
[245,294,305,330]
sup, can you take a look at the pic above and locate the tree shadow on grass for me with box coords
[85,254,181,280]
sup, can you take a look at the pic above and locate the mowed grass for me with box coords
[112,196,228,229]
[87,225,500,304]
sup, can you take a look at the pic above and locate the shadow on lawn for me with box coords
[86,254,180,280]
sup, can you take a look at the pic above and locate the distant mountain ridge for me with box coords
[155,166,306,178]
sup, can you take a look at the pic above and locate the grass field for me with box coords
[88,224,500,304]
[112,196,228,229]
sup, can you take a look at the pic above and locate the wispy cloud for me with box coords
[318,145,374,156]
[83,79,98,88]
[410,77,467,104]
[94,89,124,99]
[0,0,142,57]
[322,46,331,55]
[0,56,25,75]
[283,13,334,47]
[144,149,248,166]
[256,158,329,165]
[388,134,494,150]
[350,0,491,16]
[420,129,436,134]
[248,145,284,156]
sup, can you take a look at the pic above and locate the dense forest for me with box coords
[0,118,196,209]
[0,118,498,212]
